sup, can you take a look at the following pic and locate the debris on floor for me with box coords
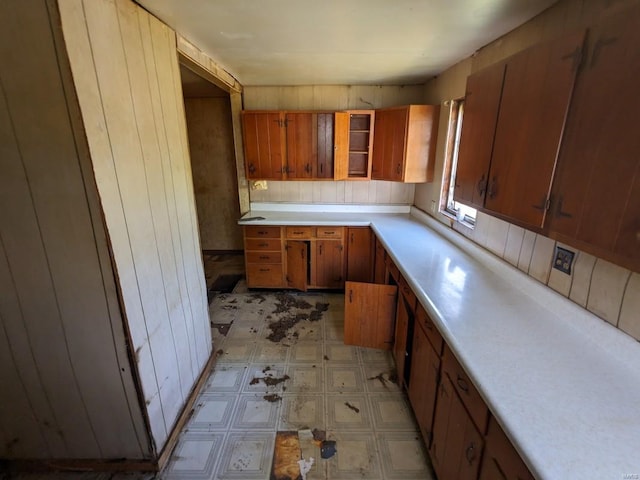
[271,431,301,480]
[249,374,290,387]
[266,293,331,342]
[263,393,282,402]
[211,322,232,336]
[320,440,337,459]
[344,401,360,413]
[367,369,398,389]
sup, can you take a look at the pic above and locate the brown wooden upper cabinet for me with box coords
[547,6,640,272]
[371,105,440,183]
[334,110,375,180]
[241,111,334,180]
[455,31,586,230]
[454,62,506,210]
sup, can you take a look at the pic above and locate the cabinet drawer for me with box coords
[316,226,343,238]
[416,304,444,355]
[442,345,489,434]
[286,226,313,239]
[398,276,417,312]
[386,258,400,282]
[246,251,282,264]
[244,226,281,238]
[245,238,282,251]
[246,264,283,287]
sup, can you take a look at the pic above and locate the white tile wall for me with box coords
[587,260,631,326]
[249,180,414,205]
[459,212,639,342]
[618,273,640,340]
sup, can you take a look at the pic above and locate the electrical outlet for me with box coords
[552,246,575,275]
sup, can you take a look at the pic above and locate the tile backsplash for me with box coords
[452,211,639,342]
[249,180,415,204]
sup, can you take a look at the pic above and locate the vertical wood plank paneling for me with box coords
[81,0,184,441]
[116,0,194,413]
[164,19,212,370]
[62,0,211,450]
[58,0,168,447]
[150,17,206,379]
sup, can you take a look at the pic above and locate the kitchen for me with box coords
[1,0,639,479]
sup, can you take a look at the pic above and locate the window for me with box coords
[440,98,477,226]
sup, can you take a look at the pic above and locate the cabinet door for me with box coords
[484,31,586,229]
[344,281,397,350]
[374,237,386,284]
[479,417,534,480]
[241,112,285,179]
[334,112,350,180]
[371,109,388,179]
[454,62,506,209]
[393,293,410,387]
[548,6,640,271]
[408,323,441,447]
[346,227,373,282]
[285,112,316,178]
[314,239,344,288]
[317,113,334,178]
[286,240,308,291]
[430,375,484,480]
[388,108,409,181]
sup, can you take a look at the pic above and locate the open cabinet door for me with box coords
[286,240,308,291]
[344,281,397,350]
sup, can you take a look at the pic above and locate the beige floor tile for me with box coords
[214,432,275,480]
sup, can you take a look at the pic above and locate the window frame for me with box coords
[440,98,477,227]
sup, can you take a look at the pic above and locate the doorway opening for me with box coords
[179,64,245,300]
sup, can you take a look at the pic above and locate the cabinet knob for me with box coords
[487,176,498,199]
[465,442,477,465]
[476,173,487,197]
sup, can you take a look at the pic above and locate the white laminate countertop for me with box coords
[238,205,640,479]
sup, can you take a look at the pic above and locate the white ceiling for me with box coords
[137,0,558,86]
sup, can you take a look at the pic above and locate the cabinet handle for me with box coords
[349,290,353,303]
[350,233,354,244]
[396,164,401,175]
[319,244,323,255]
[305,163,311,174]
[259,268,270,272]
[531,196,550,212]
[590,36,617,69]
[456,374,469,393]
[487,176,498,199]
[300,248,305,259]
[258,242,268,247]
[555,196,573,219]
[259,255,269,260]
[476,173,487,197]
[320,164,323,174]
[465,442,477,465]
[424,321,433,331]
[258,230,269,235]
[248,163,256,174]
[293,231,305,235]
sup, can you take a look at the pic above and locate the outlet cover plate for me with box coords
[553,246,575,275]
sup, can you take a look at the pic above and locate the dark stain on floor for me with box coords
[368,369,398,389]
[266,294,331,342]
[250,374,290,387]
[344,402,360,413]
[211,322,232,336]
[263,393,282,402]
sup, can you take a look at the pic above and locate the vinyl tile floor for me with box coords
[1,291,434,480]
[161,291,434,480]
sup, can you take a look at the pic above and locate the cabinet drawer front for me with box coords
[246,264,283,287]
[286,226,313,239]
[246,252,282,264]
[416,304,444,355]
[442,346,489,434]
[245,238,282,251]
[316,227,343,238]
[244,226,281,238]
[399,276,417,312]
[386,258,400,282]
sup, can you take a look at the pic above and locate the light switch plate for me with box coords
[553,246,575,275]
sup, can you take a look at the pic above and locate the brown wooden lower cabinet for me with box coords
[344,281,397,350]
[430,374,484,480]
[479,417,534,480]
[408,320,441,447]
[346,227,374,282]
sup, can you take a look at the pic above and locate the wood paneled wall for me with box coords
[58,0,211,450]
[243,85,425,204]
[185,98,243,250]
[0,0,148,459]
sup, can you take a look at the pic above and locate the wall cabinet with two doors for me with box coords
[455,5,640,272]
[243,225,374,290]
[344,242,534,480]
[241,105,439,183]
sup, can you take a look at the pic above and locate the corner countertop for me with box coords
[238,204,640,479]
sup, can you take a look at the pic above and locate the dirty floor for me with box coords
[1,291,434,480]
[161,291,434,479]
